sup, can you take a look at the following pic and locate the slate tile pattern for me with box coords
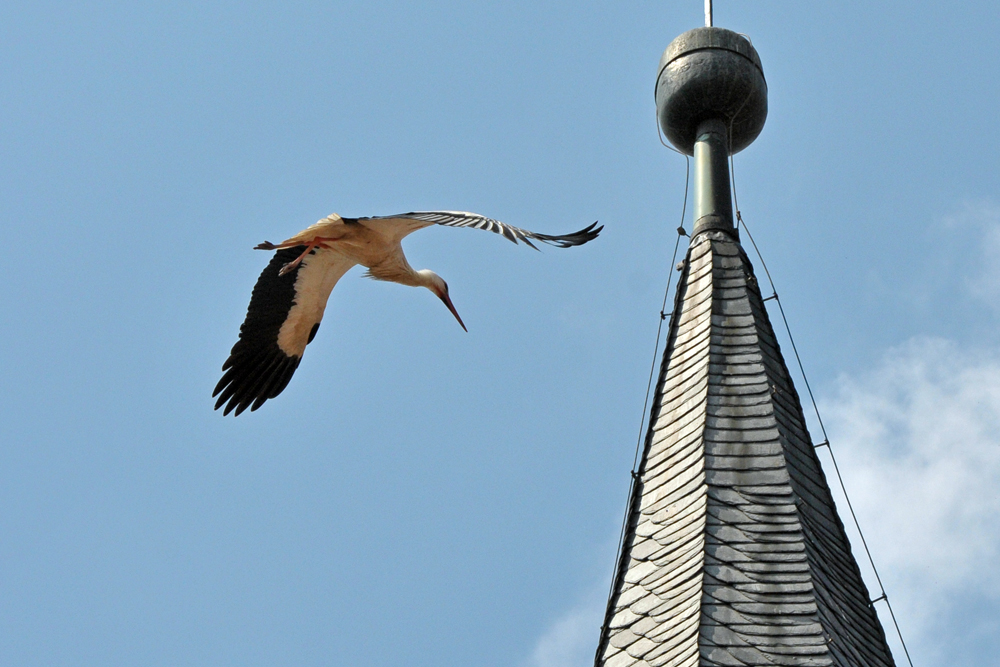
[596,231,895,667]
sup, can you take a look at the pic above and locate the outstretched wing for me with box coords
[358,211,602,249]
[214,247,356,416]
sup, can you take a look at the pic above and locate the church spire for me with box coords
[594,24,897,667]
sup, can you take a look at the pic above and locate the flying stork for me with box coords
[214,211,602,416]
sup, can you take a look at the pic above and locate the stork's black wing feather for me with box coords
[214,247,306,416]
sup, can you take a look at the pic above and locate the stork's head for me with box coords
[418,270,467,332]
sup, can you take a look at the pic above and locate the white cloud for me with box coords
[822,337,1000,664]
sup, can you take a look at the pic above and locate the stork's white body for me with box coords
[270,215,425,359]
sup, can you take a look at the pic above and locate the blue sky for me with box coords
[2,2,998,665]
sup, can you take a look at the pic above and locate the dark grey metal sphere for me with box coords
[655,27,767,155]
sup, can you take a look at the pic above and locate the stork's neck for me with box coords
[415,269,444,293]
[365,251,421,286]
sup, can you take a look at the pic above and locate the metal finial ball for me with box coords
[656,27,768,156]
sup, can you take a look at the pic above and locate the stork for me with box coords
[214,211,602,416]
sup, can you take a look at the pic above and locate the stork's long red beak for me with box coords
[438,292,467,332]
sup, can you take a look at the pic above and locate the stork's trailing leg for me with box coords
[255,237,338,277]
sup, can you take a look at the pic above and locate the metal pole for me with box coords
[692,118,734,235]
[705,0,713,27]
